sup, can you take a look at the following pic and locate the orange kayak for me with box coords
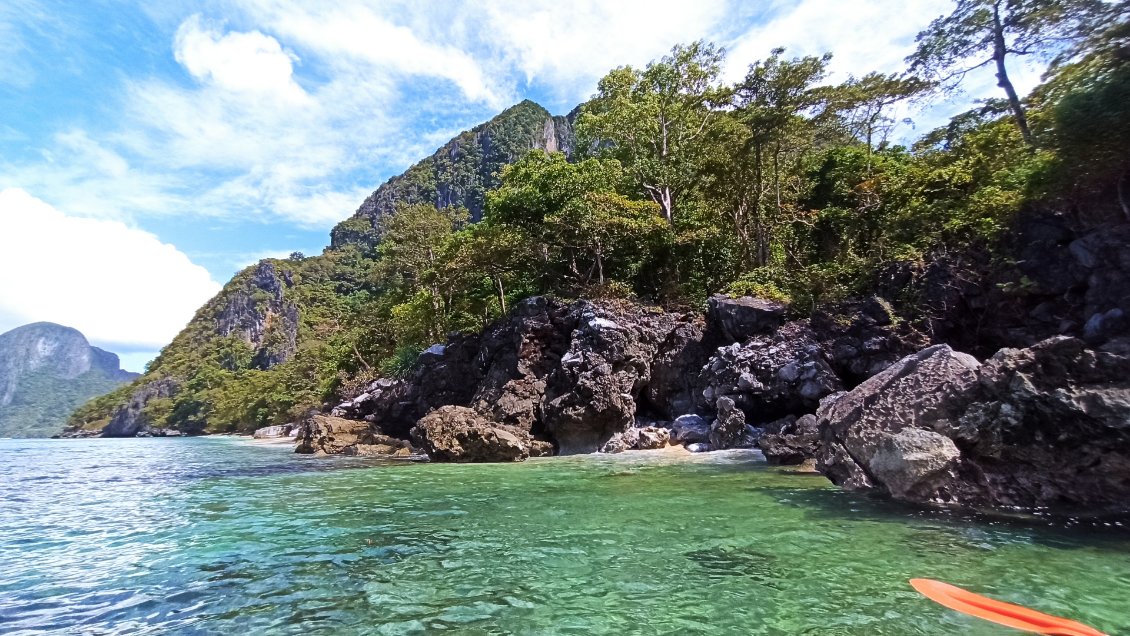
[909,579,1107,636]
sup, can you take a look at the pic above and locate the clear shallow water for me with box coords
[1,438,1128,635]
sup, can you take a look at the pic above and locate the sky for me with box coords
[0,0,1046,372]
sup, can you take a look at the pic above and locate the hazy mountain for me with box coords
[0,322,138,437]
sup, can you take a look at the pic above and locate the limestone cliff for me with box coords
[0,322,137,437]
[330,100,576,249]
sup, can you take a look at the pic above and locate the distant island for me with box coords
[0,322,138,438]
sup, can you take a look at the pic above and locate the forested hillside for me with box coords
[70,0,1130,435]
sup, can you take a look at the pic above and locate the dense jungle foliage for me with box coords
[70,0,1130,434]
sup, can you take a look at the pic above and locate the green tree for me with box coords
[728,49,833,268]
[908,0,1107,145]
[374,204,469,342]
[577,41,727,225]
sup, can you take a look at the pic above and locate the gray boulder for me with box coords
[758,413,820,465]
[672,414,711,445]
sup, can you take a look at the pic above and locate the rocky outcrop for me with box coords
[335,297,689,460]
[410,406,534,462]
[645,318,710,419]
[817,337,1130,514]
[213,261,300,370]
[295,414,415,457]
[710,396,746,449]
[100,378,179,438]
[758,414,820,465]
[695,322,843,422]
[541,306,677,454]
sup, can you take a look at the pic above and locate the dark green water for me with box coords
[1,438,1128,635]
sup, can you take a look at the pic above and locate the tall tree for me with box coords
[908,0,1107,145]
[727,49,832,268]
[577,41,727,225]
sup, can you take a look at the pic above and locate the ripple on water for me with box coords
[2,438,1130,635]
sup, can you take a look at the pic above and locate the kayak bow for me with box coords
[909,579,1107,636]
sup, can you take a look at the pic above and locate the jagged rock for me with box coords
[810,297,930,384]
[710,396,746,449]
[470,297,574,431]
[696,323,842,421]
[295,414,414,456]
[540,305,675,454]
[758,414,820,465]
[645,318,710,418]
[672,414,711,445]
[410,406,531,462]
[706,294,787,343]
[817,344,979,499]
[817,337,1130,513]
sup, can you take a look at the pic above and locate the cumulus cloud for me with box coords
[174,15,308,103]
[0,188,222,353]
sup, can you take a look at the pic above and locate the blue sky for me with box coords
[0,0,1044,371]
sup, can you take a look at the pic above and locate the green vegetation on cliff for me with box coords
[72,1,1130,435]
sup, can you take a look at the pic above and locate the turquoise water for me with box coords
[1,438,1128,635]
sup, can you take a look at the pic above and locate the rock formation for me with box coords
[817,337,1130,514]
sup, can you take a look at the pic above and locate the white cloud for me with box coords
[242,0,504,107]
[472,0,730,102]
[724,0,953,82]
[0,188,222,351]
[174,14,308,103]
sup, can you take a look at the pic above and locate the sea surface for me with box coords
[1,437,1128,635]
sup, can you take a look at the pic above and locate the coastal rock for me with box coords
[817,337,1130,513]
[672,414,711,445]
[600,426,671,453]
[706,294,787,343]
[645,319,710,419]
[539,305,675,454]
[758,414,820,465]
[710,396,746,449]
[253,424,295,439]
[295,414,415,456]
[696,322,842,420]
[101,378,179,438]
[410,406,531,462]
